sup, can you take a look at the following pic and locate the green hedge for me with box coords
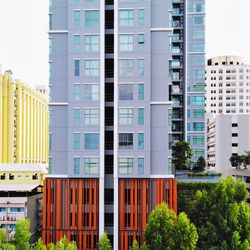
[177,182,217,213]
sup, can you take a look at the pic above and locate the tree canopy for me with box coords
[172,141,192,170]
[144,202,198,250]
[98,232,112,250]
[187,176,250,249]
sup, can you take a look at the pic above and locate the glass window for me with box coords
[119,133,133,149]
[73,35,80,52]
[193,135,205,145]
[49,38,52,54]
[193,70,205,79]
[48,158,52,174]
[193,16,204,25]
[193,83,205,92]
[138,133,144,150]
[193,122,205,131]
[85,60,99,77]
[193,149,205,158]
[74,157,80,174]
[193,43,204,52]
[119,34,134,51]
[193,96,205,105]
[0,208,6,212]
[138,9,144,25]
[74,109,81,126]
[119,108,133,125]
[138,59,144,76]
[138,83,144,100]
[10,207,25,213]
[138,34,145,51]
[84,158,99,174]
[84,109,99,125]
[74,10,80,28]
[119,59,133,76]
[194,3,205,12]
[193,109,205,118]
[74,60,80,76]
[138,108,144,125]
[119,84,133,100]
[85,35,99,52]
[74,133,80,150]
[138,158,144,175]
[85,10,100,27]
[187,109,190,119]
[118,158,133,174]
[193,30,204,40]
[49,14,52,30]
[85,133,99,150]
[84,84,99,101]
[187,122,190,131]
[119,10,134,27]
[187,96,190,105]
[74,84,80,101]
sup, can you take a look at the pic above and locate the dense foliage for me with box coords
[98,232,112,250]
[230,152,250,169]
[187,176,250,249]
[144,203,198,250]
[193,156,206,171]
[177,182,217,212]
[172,141,192,170]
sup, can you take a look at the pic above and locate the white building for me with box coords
[206,114,250,175]
[206,56,250,114]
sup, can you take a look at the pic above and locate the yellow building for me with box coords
[0,71,48,164]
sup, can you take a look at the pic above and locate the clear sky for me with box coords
[0,0,250,86]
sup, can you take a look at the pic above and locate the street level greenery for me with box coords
[230,151,250,169]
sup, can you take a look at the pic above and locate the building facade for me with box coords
[206,56,250,114]
[44,0,205,249]
[206,114,250,175]
[0,71,48,242]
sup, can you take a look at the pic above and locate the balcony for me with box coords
[172,47,182,54]
[172,86,182,95]
[172,9,183,16]
[173,21,183,28]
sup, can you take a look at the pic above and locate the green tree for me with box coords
[187,176,250,249]
[175,212,198,250]
[230,154,243,169]
[241,151,250,169]
[55,235,77,250]
[144,202,198,250]
[14,220,31,250]
[33,239,46,250]
[98,232,112,250]
[0,229,7,248]
[129,240,140,250]
[193,156,206,171]
[3,243,16,250]
[172,141,192,170]
[46,243,55,250]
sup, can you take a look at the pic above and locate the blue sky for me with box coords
[0,0,249,86]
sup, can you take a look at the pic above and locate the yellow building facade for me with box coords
[0,71,48,164]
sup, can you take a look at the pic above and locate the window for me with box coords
[85,133,99,150]
[74,109,80,126]
[138,83,144,100]
[193,109,205,118]
[138,158,144,175]
[85,35,99,52]
[0,174,5,180]
[84,84,99,101]
[193,70,205,79]
[193,149,205,158]
[48,158,52,174]
[49,38,52,54]
[193,16,204,25]
[119,10,133,27]
[119,108,133,125]
[49,14,52,30]
[84,109,99,125]
[187,109,190,119]
[119,133,133,149]
[232,143,238,147]
[74,59,80,76]
[193,96,205,105]
[138,108,144,125]
[85,10,100,27]
[84,158,99,174]
[138,34,145,51]
[74,133,80,150]
[118,158,133,174]
[193,83,205,92]
[193,30,204,39]
[232,133,238,137]
[119,84,133,100]
[138,133,144,150]
[187,122,190,131]
[10,207,25,213]
[74,84,80,101]
[74,157,80,174]
[119,35,134,51]
[187,96,190,106]
[193,3,205,12]
[0,208,6,212]
[119,59,133,76]
[193,43,204,52]
[193,135,205,145]
[138,9,144,25]
[138,59,144,76]
[193,122,205,131]
[73,35,80,52]
[232,123,238,127]
[74,10,80,28]
[85,60,99,77]
[49,134,52,150]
